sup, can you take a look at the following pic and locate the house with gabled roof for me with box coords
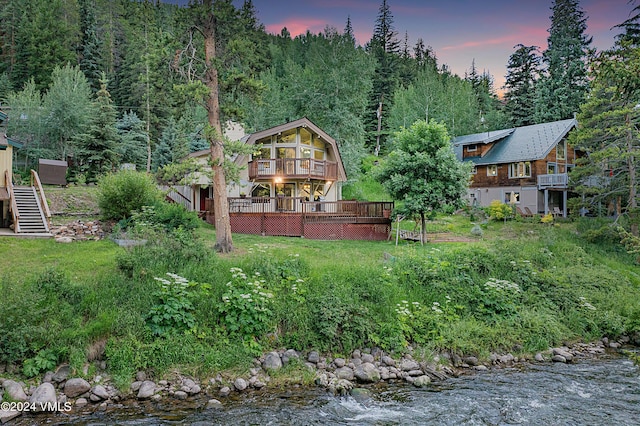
[452,118,578,217]
[168,117,392,240]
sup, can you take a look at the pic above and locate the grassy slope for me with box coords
[1,187,639,387]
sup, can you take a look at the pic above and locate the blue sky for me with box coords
[166,0,633,93]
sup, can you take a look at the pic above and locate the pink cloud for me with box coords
[441,26,548,52]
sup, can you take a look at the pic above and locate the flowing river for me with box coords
[18,356,640,425]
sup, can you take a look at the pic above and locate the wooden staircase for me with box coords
[12,186,49,233]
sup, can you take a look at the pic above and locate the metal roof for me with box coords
[452,118,577,165]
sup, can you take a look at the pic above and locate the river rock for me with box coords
[0,409,21,424]
[135,371,147,382]
[42,371,54,383]
[352,350,361,359]
[206,399,223,410]
[464,356,479,366]
[75,398,88,407]
[499,354,515,364]
[354,363,380,383]
[308,351,320,364]
[335,366,355,380]
[91,385,110,400]
[3,380,27,402]
[52,365,71,383]
[234,378,248,391]
[173,391,188,400]
[263,352,283,371]
[29,383,57,411]
[327,378,353,396]
[334,358,346,368]
[400,359,420,371]
[552,355,567,363]
[412,375,431,387]
[381,356,396,367]
[552,348,573,362]
[253,380,266,389]
[473,365,488,371]
[137,381,156,399]
[64,378,91,398]
[282,349,299,365]
[361,353,375,364]
[407,369,424,377]
[534,353,545,362]
[219,386,231,397]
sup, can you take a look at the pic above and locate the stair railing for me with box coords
[30,169,51,231]
[5,170,20,233]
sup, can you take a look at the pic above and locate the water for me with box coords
[18,357,640,425]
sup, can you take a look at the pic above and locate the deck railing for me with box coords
[223,197,393,219]
[248,158,338,181]
[5,170,19,232]
[30,169,51,231]
[537,173,568,189]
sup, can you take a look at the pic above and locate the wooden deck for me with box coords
[207,197,394,240]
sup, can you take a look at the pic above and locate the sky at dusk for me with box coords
[169,0,634,94]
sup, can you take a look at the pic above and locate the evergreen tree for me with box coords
[116,110,148,171]
[535,0,592,122]
[72,74,119,183]
[503,44,541,127]
[615,3,640,46]
[78,0,103,93]
[366,0,401,155]
[6,79,46,165]
[571,4,640,234]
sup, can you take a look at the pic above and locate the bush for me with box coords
[97,170,162,221]
[488,200,514,221]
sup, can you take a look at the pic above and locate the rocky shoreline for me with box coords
[0,336,634,424]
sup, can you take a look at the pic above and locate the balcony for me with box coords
[248,158,338,181]
[537,173,568,189]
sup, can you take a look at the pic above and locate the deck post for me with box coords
[544,189,549,215]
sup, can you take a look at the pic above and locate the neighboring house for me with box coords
[168,117,392,240]
[452,118,578,216]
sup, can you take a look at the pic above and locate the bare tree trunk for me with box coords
[420,212,426,245]
[203,0,233,252]
[627,112,638,236]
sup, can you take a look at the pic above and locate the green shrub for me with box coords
[129,202,200,232]
[97,170,162,221]
[488,200,514,221]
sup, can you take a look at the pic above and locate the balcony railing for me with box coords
[248,158,338,181]
[220,196,393,219]
[537,173,568,189]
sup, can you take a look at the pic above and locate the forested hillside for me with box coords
[0,0,505,182]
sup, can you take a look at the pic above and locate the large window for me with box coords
[487,165,498,176]
[504,191,520,204]
[556,140,566,160]
[509,161,531,178]
[467,144,478,152]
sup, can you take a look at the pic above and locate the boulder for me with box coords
[552,348,573,362]
[307,351,320,364]
[354,362,380,383]
[333,358,346,368]
[281,349,299,365]
[173,391,188,400]
[52,365,71,383]
[534,353,545,362]
[64,378,91,398]
[75,398,88,407]
[0,410,22,424]
[361,353,374,364]
[381,356,396,367]
[412,375,431,387]
[350,388,372,403]
[91,385,110,400]
[206,399,223,410]
[335,367,355,381]
[219,386,231,397]
[400,359,420,371]
[262,352,283,371]
[29,383,57,411]
[552,355,567,363]
[2,380,27,402]
[137,381,156,400]
[234,378,248,391]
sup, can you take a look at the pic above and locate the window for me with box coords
[509,161,531,178]
[471,166,477,174]
[504,191,520,204]
[487,165,498,176]
[547,162,556,174]
[556,140,566,160]
[277,129,296,144]
[300,128,312,145]
[467,144,478,152]
[251,183,271,200]
[253,147,271,160]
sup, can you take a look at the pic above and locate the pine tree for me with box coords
[366,0,401,155]
[535,0,592,122]
[72,74,119,183]
[504,44,540,126]
[79,0,103,93]
[571,3,640,234]
[116,111,148,171]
